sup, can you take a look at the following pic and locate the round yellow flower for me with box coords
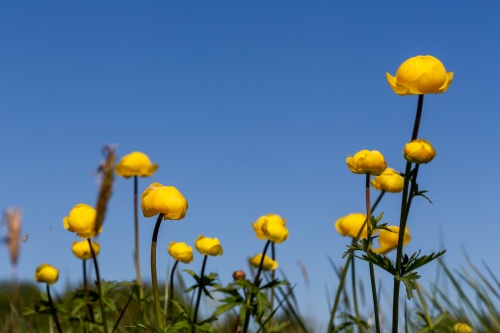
[141,182,188,220]
[63,204,101,238]
[386,55,453,95]
[35,263,59,285]
[346,150,387,176]
[115,151,158,178]
[71,240,100,260]
[453,323,473,333]
[252,214,286,240]
[404,139,436,164]
[168,241,194,264]
[373,226,411,255]
[249,253,278,271]
[371,168,404,193]
[335,213,369,239]
[195,235,223,256]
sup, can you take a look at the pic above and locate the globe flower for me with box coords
[249,253,279,271]
[386,55,453,95]
[346,150,387,176]
[195,235,223,256]
[168,241,194,264]
[141,182,188,220]
[252,214,287,242]
[115,151,158,178]
[335,213,369,239]
[35,263,59,285]
[373,226,411,255]
[453,323,473,333]
[404,139,436,164]
[63,204,101,238]
[72,240,100,260]
[371,168,404,193]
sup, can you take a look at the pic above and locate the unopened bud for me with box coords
[232,270,246,280]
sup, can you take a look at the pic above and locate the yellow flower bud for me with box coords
[453,323,473,333]
[115,151,158,178]
[141,182,188,220]
[34,263,59,285]
[168,241,194,264]
[335,213,369,239]
[371,168,404,193]
[373,226,411,255]
[252,214,288,243]
[249,253,278,271]
[72,240,100,260]
[63,204,101,238]
[195,235,223,256]
[404,139,436,164]
[346,150,387,176]
[386,55,453,95]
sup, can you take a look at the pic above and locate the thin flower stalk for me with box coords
[167,260,179,318]
[192,255,209,332]
[134,176,144,304]
[151,213,165,329]
[392,94,424,333]
[46,284,63,333]
[89,238,108,333]
[82,259,95,324]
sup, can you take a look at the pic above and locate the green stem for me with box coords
[89,238,108,333]
[133,176,144,304]
[83,259,95,324]
[392,94,424,333]
[416,282,433,331]
[327,191,385,332]
[242,240,272,333]
[351,256,362,332]
[365,173,381,333]
[192,255,209,333]
[46,284,63,333]
[167,260,179,319]
[270,243,276,330]
[151,213,165,329]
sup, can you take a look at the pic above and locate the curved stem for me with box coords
[46,284,63,333]
[89,238,108,333]
[192,255,209,332]
[151,213,165,329]
[365,173,381,333]
[133,176,144,304]
[242,240,272,333]
[392,94,424,333]
[167,260,179,318]
[83,259,95,323]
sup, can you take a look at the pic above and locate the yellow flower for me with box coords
[195,235,223,256]
[346,150,387,176]
[115,151,158,178]
[63,204,101,238]
[249,253,278,271]
[373,226,411,254]
[453,323,473,333]
[71,240,100,260]
[141,182,188,220]
[34,263,59,285]
[404,139,436,164]
[386,55,453,95]
[371,168,404,193]
[168,241,194,264]
[252,214,286,240]
[335,213,369,239]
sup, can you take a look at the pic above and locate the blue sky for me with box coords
[1,1,499,329]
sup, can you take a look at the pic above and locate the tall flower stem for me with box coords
[351,257,362,331]
[151,213,165,329]
[392,94,424,333]
[192,255,209,333]
[46,284,63,333]
[242,240,272,333]
[133,176,144,304]
[89,238,108,333]
[167,260,179,318]
[365,173,381,333]
[327,191,385,332]
[270,242,276,330]
[83,259,95,323]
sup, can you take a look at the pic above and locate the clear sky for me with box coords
[1,1,499,329]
